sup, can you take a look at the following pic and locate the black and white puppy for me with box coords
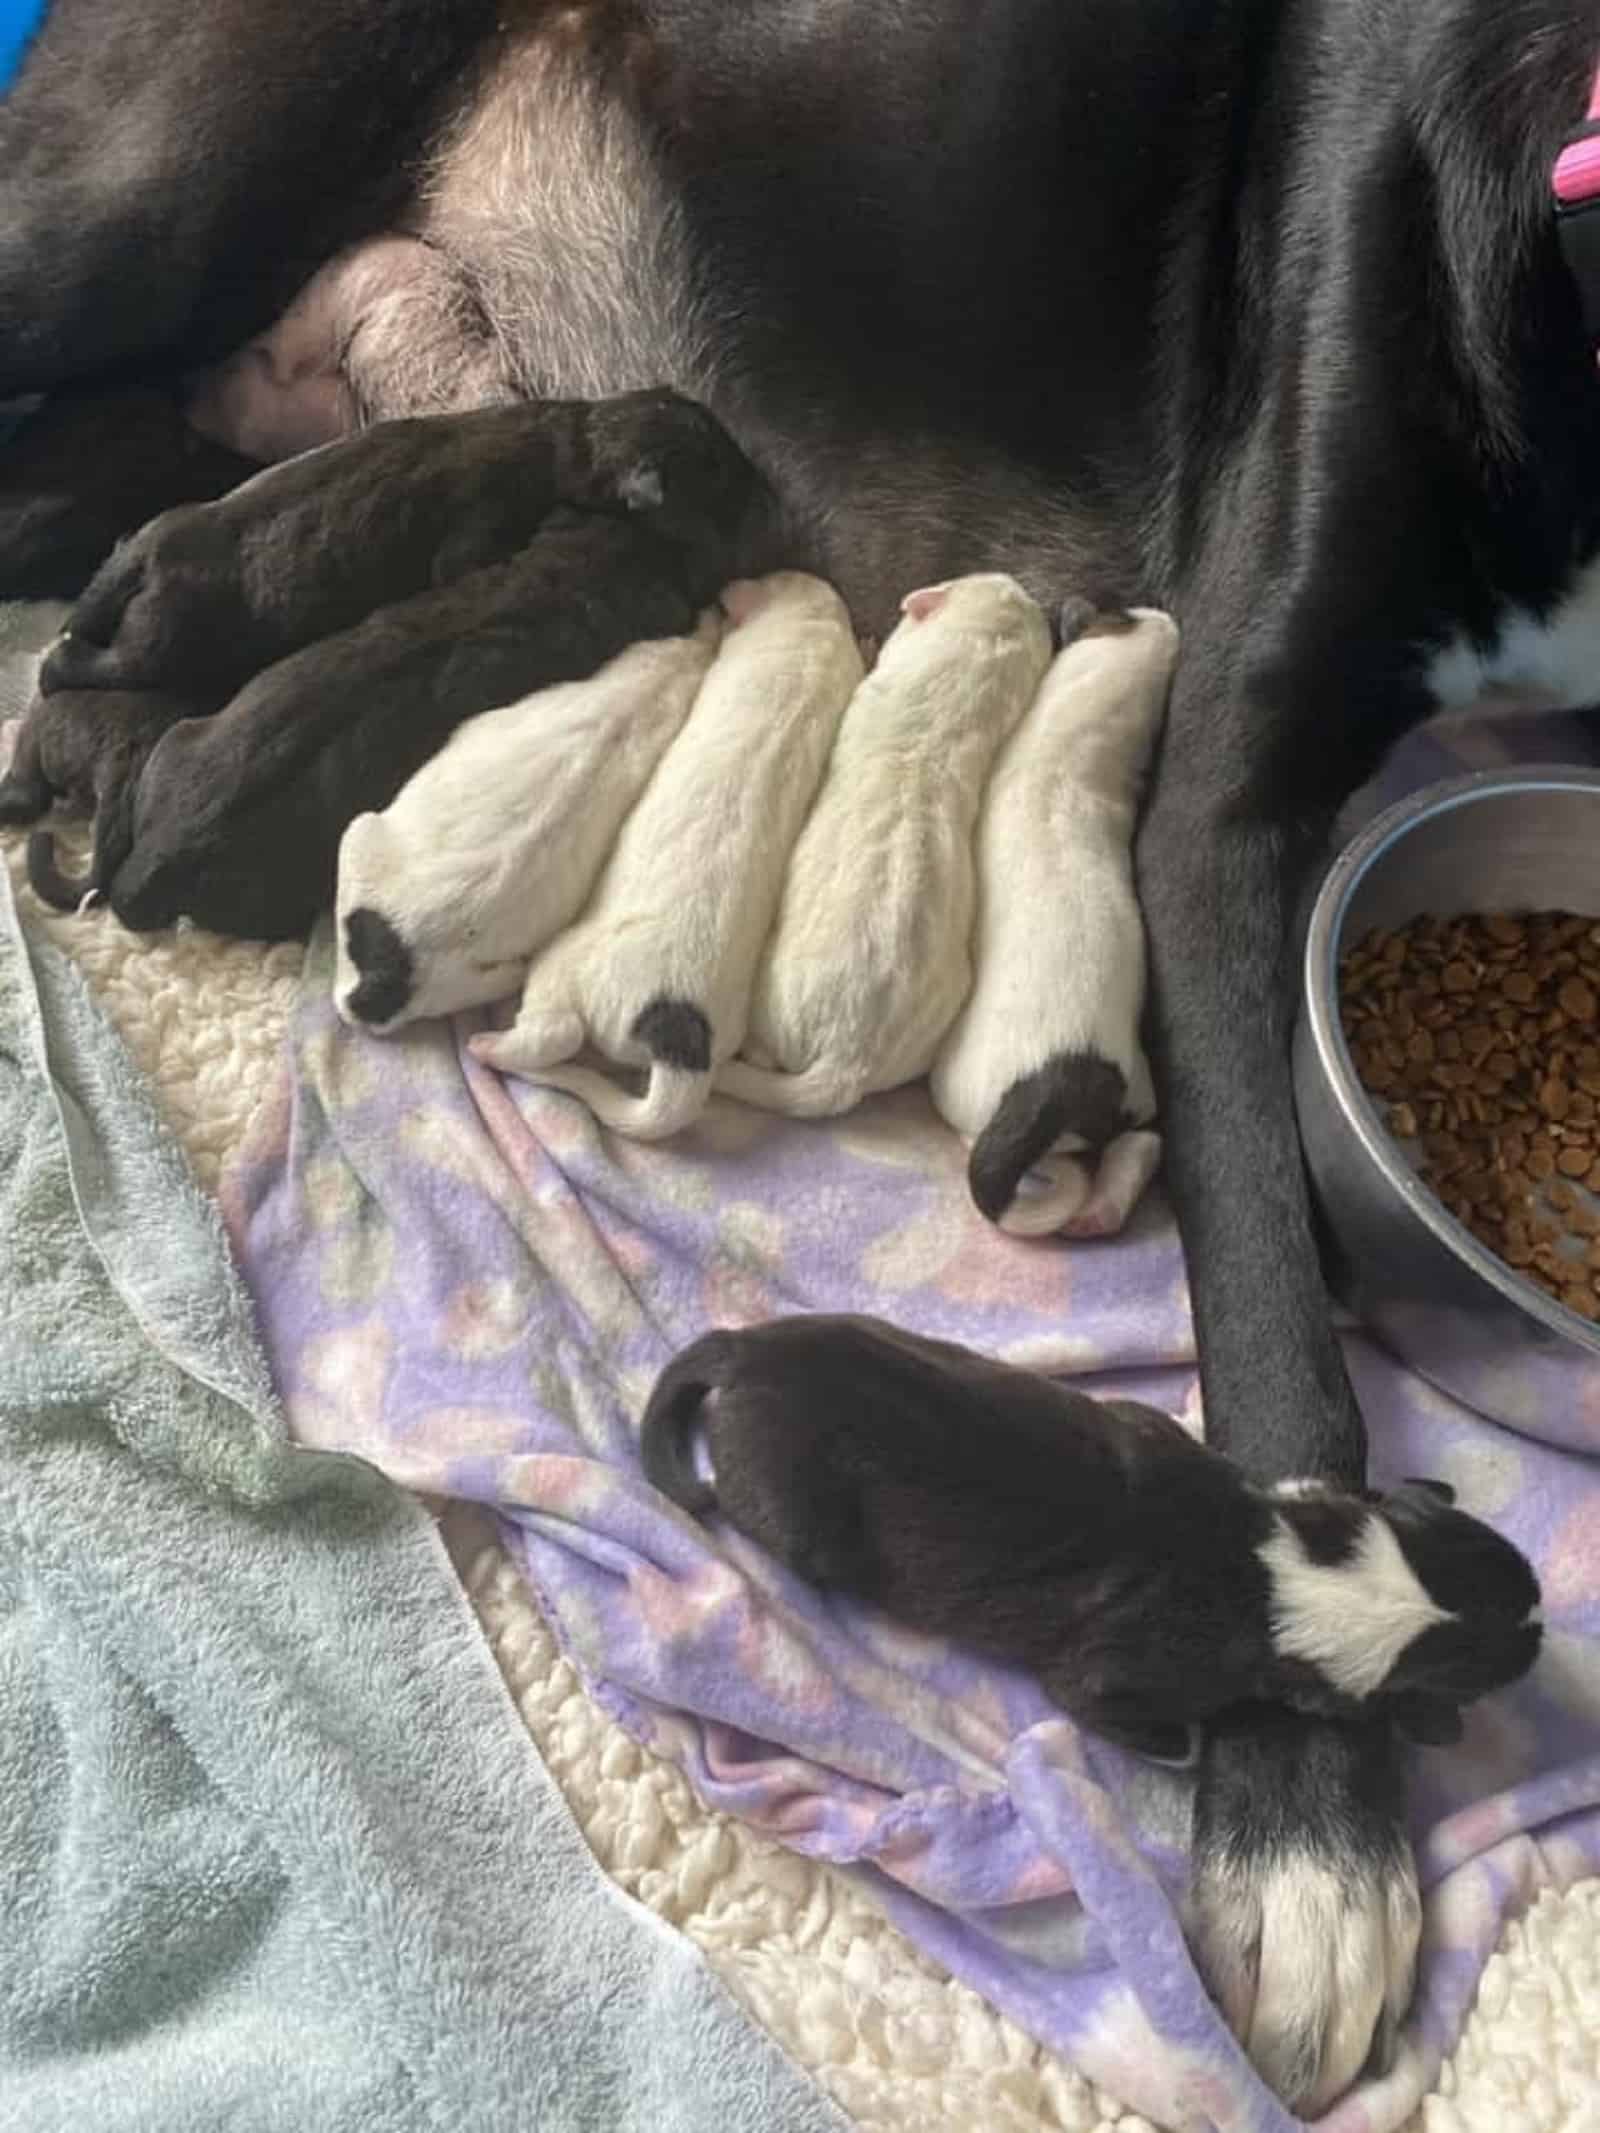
[0,683,199,908]
[109,507,749,940]
[41,388,775,708]
[930,603,1178,1237]
[642,1315,1542,1761]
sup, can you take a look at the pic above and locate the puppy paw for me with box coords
[1059,1129,1162,1238]
[1188,1706,1419,2116]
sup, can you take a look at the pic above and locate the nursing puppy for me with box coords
[717,574,1053,1120]
[109,510,734,941]
[334,611,723,1031]
[0,683,200,908]
[642,1315,1543,1761]
[931,603,1179,1238]
[42,389,772,708]
[471,573,864,1136]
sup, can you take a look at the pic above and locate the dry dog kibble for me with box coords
[1340,910,1600,1322]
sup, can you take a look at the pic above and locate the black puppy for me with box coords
[643,1316,1542,1760]
[41,389,775,706]
[0,684,202,908]
[108,507,740,940]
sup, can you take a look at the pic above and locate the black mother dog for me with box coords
[1,0,1595,2110]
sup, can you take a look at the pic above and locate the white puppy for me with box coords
[716,573,1053,1119]
[333,613,723,1030]
[930,603,1179,1237]
[470,573,864,1136]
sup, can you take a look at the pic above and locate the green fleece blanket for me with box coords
[0,848,847,2133]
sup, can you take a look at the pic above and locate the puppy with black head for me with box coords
[109,499,756,941]
[643,1315,1542,1763]
[42,388,775,708]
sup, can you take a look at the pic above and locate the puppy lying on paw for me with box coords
[931,602,1178,1237]
[717,573,1053,1119]
[471,573,863,1137]
[641,1314,1542,1761]
[109,511,733,941]
[335,612,723,1031]
[43,388,773,707]
[0,684,203,910]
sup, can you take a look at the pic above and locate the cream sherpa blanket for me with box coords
[2,602,1596,2133]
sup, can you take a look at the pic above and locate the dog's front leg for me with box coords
[1137,655,1422,2113]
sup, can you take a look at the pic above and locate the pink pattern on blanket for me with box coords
[224,710,1600,2133]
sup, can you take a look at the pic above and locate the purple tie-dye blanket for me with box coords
[223,710,1600,2133]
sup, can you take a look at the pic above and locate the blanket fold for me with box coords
[0,856,849,2133]
[228,708,1600,2133]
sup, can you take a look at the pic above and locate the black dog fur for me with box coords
[108,506,747,939]
[40,388,776,707]
[642,1316,1541,1761]
[1,0,1594,2107]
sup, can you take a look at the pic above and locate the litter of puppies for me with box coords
[4,386,1178,1238]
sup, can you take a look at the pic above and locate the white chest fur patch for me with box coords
[1427,549,1600,715]
[1259,1514,1453,1698]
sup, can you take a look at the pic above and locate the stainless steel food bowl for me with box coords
[1294,767,1600,1440]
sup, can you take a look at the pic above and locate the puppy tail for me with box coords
[475,995,714,1142]
[26,829,96,913]
[716,1054,860,1120]
[639,1353,721,1514]
[968,1050,1131,1226]
[469,1007,585,1077]
[533,1058,714,1142]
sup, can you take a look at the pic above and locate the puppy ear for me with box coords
[1402,1476,1456,1505]
[617,460,664,511]
[1384,1478,1457,1524]
[900,582,953,622]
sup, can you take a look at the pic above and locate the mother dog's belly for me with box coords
[186,1,1132,631]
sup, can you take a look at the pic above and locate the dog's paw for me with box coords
[1188,1705,1420,2116]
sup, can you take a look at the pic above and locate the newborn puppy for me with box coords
[42,388,774,706]
[642,1315,1543,1760]
[931,603,1179,1238]
[471,573,864,1137]
[717,574,1052,1119]
[109,511,731,941]
[0,684,201,909]
[334,611,723,1031]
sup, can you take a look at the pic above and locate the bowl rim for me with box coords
[1301,762,1600,1357]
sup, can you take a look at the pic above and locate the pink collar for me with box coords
[1554,64,1600,347]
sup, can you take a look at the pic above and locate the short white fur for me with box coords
[1426,550,1600,715]
[716,573,1053,1119]
[930,606,1178,1234]
[1259,1512,1454,1700]
[334,614,722,1030]
[471,572,863,1136]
